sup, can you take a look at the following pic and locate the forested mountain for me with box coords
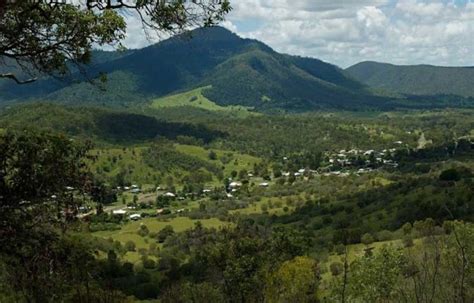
[346,61,474,97]
[0,27,389,111]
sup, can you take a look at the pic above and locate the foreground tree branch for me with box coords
[0,0,231,84]
[0,73,37,84]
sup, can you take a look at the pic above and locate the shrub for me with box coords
[330,262,344,276]
[125,240,136,252]
[361,233,375,245]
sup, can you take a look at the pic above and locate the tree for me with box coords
[348,247,406,302]
[265,256,319,303]
[0,130,90,256]
[125,240,136,252]
[0,0,231,83]
[361,233,375,246]
[330,262,344,277]
[208,150,218,160]
[157,225,175,243]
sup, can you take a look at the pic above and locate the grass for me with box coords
[175,144,261,178]
[94,217,231,262]
[150,86,255,117]
[88,147,159,186]
[229,196,297,216]
[88,144,263,189]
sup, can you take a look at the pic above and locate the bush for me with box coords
[125,240,136,252]
[361,233,375,245]
[157,225,175,243]
[403,237,414,248]
[439,168,461,182]
[330,262,344,276]
[334,244,346,255]
[137,224,150,237]
[376,230,393,242]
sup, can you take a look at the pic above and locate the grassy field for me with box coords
[150,86,255,117]
[175,144,262,179]
[94,217,231,262]
[229,196,297,216]
[88,147,159,186]
[88,144,263,188]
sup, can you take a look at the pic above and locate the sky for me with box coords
[122,0,474,68]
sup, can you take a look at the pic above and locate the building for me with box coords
[129,214,141,221]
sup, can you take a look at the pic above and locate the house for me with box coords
[113,209,127,215]
[163,192,176,198]
[202,189,212,194]
[156,208,165,215]
[129,214,141,221]
[176,209,185,214]
[226,193,234,198]
[364,150,375,156]
[298,168,306,174]
[259,182,269,187]
[130,188,141,194]
[229,181,242,188]
[294,172,301,177]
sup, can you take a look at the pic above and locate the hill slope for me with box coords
[346,61,474,97]
[0,103,224,144]
[0,27,389,111]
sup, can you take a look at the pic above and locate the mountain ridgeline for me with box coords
[346,61,474,98]
[0,27,472,111]
[0,27,389,111]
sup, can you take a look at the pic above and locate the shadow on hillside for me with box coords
[96,112,226,143]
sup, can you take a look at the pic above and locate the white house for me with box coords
[164,192,176,198]
[129,214,141,221]
[229,181,242,188]
[259,182,269,187]
[113,209,127,215]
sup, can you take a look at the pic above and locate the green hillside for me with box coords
[201,48,387,110]
[0,27,394,111]
[150,86,254,116]
[346,61,474,97]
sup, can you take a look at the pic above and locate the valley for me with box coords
[1,17,473,303]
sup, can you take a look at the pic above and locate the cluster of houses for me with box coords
[117,184,141,194]
[324,146,401,170]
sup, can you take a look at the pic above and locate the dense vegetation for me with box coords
[1,101,473,302]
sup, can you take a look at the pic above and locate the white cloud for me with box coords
[226,0,474,67]
[117,0,474,68]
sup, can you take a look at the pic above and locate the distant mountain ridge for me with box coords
[346,61,474,98]
[0,27,472,111]
[0,27,391,111]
